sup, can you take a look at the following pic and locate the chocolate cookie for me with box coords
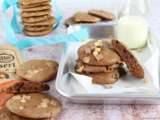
[5,81,49,94]
[74,12,101,23]
[78,40,121,66]
[90,70,119,84]
[88,9,115,20]
[111,40,144,78]
[16,60,58,82]
[23,17,55,26]
[21,10,51,18]
[24,27,53,36]
[20,0,50,6]
[75,60,120,74]
[6,93,62,119]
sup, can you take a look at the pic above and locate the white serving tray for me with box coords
[55,24,160,104]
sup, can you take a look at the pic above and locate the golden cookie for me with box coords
[20,2,50,9]
[22,15,50,23]
[24,26,52,32]
[16,60,58,82]
[88,9,115,20]
[20,0,50,6]
[24,27,53,36]
[21,5,51,12]
[23,17,55,26]
[74,12,101,23]
[21,10,51,18]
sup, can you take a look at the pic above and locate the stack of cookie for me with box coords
[65,9,115,27]
[75,40,145,85]
[75,40,124,84]
[0,59,62,120]
[20,0,56,36]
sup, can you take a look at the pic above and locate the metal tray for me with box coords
[55,23,160,104]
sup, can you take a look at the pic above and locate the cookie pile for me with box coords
[75,40,124,84]
[75,40,144,85]
[65,9,115,27]
[20,0,56,36]
[0,59,62,120]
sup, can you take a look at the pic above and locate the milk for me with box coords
[116,15,149,49]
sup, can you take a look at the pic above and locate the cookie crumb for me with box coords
[143,76,150,84]
[136,47,145,52]
[104,84,113,89]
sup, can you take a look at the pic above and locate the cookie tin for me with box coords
[55,23,160,104]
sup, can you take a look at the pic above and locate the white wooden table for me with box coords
[1,0,160,120]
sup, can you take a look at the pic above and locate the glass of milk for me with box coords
[116,0,150,49]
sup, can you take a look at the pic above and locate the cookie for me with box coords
[23,17,55,26]
[22,15,50,23]
[64,17,76,27]
[5,81,49,94]
[0,107,50,120]
[74,12,101,23]
[20,2,50,9]
[24,27,53,36]
[16,60,58,82]
[21,10,51,18]
[6,93,62,119]
[90,70,119,84]
[75,60,120,73]
[88,9,115,20]
[21,5,51,12]
[0,107,21,120]
[78,40,121,66]
[0,93,14,107]
[24,26,52,32]
[111,40,144,78]
[20,0,50,6]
